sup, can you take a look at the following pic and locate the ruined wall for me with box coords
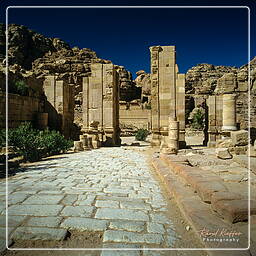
[0,92,42,128]
[119,101,151,133]
[43,76,74,138]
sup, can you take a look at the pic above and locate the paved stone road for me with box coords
[0,147,179,254]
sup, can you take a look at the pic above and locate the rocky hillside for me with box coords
[0,24,140,100]
[0,24,71,69]
[186,57,256,95]
[185,63,238,95]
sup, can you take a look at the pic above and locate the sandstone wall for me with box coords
[119,101,151,133]
[0,92,41,128]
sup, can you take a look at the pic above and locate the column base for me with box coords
[151,133,162,147]
[222,126,237,131]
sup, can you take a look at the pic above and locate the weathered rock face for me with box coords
[186,63,238,95]
[0,24,71,69]
[116,66,141,102]
[134,70,151,96]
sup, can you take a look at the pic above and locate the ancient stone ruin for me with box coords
[0,24,255,156]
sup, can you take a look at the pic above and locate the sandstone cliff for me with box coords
[0,23,71,69]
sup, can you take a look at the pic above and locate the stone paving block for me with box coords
[38,190,63,194]
[129,192,152,200]
[95,208,149,222]
[8,204,63,216]
[150,201,167,209]
[74,195,96,206]
[104,188,133,194]
[61,217,108,231]
[120,201,151,211]
[22,195,64,205]
[106,193,129,197]
[101,250,140,256]
[11,227,67,241]
[11,190,39,195]
[0,215,26,227]
[103,230,163,244]
[147,222,165,234]
[61,194,78,205]
[97,196,144,203]
[109,220,145,232]
[7,194,29,205]
[95,200,119,208]
[26,217,62,227]
[60,206,94,217]
[150,213,171,225]
[144,233,164,244]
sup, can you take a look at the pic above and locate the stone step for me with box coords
[151,156,251,255]
[159,153,255,224]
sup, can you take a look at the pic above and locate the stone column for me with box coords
[150,46,161,146]
[222,94,237,131]
[176,72,186,148]
[150,46,176,146]
[43,75,74,138]
[168,117,179,154]
[82,64,120,146]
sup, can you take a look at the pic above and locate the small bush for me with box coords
[191,109,205,130]
[9,122,43,162]
[135,129,149,141]
[8,122,73,162]
[16,80,29,96]
[40,129,73,156]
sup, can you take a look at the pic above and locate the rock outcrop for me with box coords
[134,70,151,96]
[185,63,238,95]
[0,24,71,69]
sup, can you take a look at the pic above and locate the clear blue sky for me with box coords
[1,0,255,78]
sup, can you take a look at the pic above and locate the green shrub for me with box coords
[14,80,29,96]
[135,129,149,141]
[191,109,205,130]
[8,122,73,162]
[9,122,43,162]
[40,129,73,156]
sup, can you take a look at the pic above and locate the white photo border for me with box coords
[5,5,251,252]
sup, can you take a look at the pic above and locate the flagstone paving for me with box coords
[0,147,180,251]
